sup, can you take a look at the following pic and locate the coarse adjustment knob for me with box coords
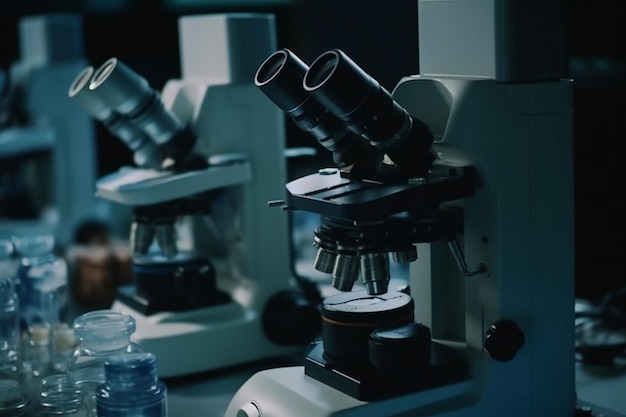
[484,319,525,362]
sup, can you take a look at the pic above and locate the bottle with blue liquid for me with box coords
[96,352,167,417]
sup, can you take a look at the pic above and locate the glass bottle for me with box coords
[50,322,78,372]
[67,310,143,416]
[39,373,88,417]
[13,234,68,330]
[0,378,29,417]
[0,238,20,378]
[96,352,167,417]
[21,322,52,377]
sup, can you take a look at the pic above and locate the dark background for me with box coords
[1,0,624,301]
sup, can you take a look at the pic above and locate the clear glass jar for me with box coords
[0,378,29,417]
[39,373,88,417]
[96,352,167,417]
[67,310,142,416]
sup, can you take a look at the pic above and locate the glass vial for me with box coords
[39,373,88,417]
[13,234,68,330]
[0,378,29,417]
[21,322,52,377]
[96,352,167,417]
[0,238,20,377]
[67,310,142,416]
[50,322,78,373]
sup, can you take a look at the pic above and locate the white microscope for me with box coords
[225,0,577,416]
[68,13,321,378]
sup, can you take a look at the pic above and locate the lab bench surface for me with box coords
[166,354,626,417]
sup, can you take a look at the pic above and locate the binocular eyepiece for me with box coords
[69,58,197,169]
[255,48,435,181]
[254,49,381,175]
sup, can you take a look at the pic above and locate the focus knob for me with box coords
[262,290,321,345]
[484,319,525,362]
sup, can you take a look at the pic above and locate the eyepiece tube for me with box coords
[254,49,310,113]
[255,49,380,171]
[304,49,435,177]
[68,66,163,169]
[88,58,196,166]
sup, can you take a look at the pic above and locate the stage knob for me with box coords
[484,319,525,362]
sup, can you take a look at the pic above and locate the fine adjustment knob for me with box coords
[484,319,525,362]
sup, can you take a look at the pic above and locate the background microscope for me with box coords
[225,0,577,416]
[68,13,321,378]
[0,14,98,246]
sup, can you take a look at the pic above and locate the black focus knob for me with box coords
[262,290,321,345]
[484,319,525,362]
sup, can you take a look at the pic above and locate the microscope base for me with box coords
[224,365,480,417]
[112,299,294,378]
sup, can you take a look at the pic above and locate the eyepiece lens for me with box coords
[68,66,94,97]
[304,52,338,90]
[255,51,288,85]
[91,58,117,88]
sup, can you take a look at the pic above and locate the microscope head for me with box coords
[69,58,199,170]
[256,48,473,296]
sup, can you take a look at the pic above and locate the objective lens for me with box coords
[130,221,155,256]
[332,251,360,292]
[88,58,196,166]
[304,49,435,177]
[255,49,380,171]
[313,246,337,274]
[391,246,418,264]
[154,223,178,259]
[69,66,163,169]
[360,252,390,295]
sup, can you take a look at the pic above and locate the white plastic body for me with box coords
[107,14,296,378]
[417,0,566,81]
[224,0,574,414]
[0,14,97,245]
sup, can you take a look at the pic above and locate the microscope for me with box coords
[225,1,576,416]
[0,14,97,246]
[68,14,320,378]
